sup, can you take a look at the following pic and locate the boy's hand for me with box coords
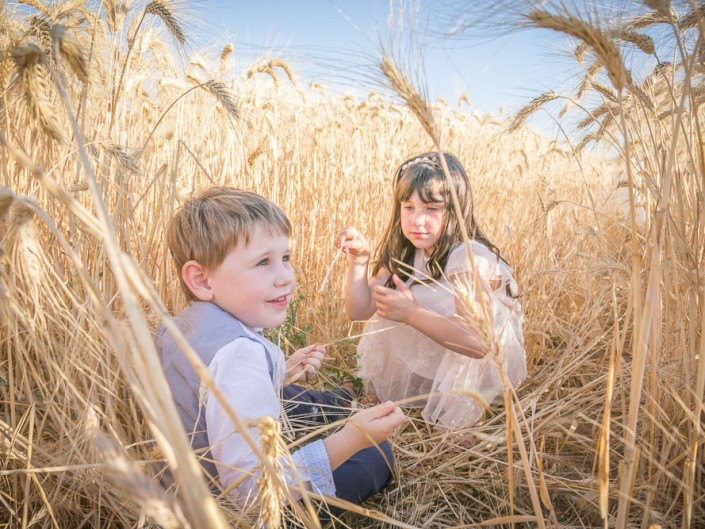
[323,401,405,469]
[373,274,417,323]
[343,401,406,449]
[285,345,324,384]
[335,227,370,263]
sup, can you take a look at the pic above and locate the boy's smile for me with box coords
[205,225,295,329]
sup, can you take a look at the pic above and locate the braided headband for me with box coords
[395,155,439,180]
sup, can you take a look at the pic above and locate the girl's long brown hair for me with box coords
[372,152,503,288]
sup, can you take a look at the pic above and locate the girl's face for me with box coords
[400,184,446,254]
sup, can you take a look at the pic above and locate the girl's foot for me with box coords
[366,393,380,405]
[335,381,363,407]
[341,381,384,405]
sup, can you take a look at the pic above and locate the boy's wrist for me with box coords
[323,426,368,470]
[335,422,370,456]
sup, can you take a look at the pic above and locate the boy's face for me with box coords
[206,225,296,329]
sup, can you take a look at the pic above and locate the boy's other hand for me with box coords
[323,401,405,470]
[285,344,325,384]
[344,401,406,448]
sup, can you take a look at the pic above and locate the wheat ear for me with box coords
[509,91,558,132]
[380,54,439,144]
[319,247,343,293]
[257,416,286,529]
[10,44,65,142]
[146,0,186,45]
[50,24,90,83]
[527,10,627,91]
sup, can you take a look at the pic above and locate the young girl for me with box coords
[335,152,527,429]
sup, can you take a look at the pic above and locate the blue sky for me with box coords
[197,1,573,117]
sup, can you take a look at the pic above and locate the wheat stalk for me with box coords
[509,91,558,132]
[319,247,343,293]
[2,2,704,526]
[592,81,618,102]
[576,103,613,130]
[218,42,233,75]
[610,28,656,55]
[247,136,267,166]
[643,0,672,16]
[678,3,705,29]
[104,0,128,33]
[576,61,602,102]
[527,9,627,91]
[86,410,190,529]
[248,62,280,90]
[51,24,90,83]
[10,44,65,142]
[268,59,297,87]
[201,80,240,120]
[0,187,14,224]
[380,54,439,144]
[146,0,186,46]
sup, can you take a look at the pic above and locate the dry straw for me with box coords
[86,410,189,529]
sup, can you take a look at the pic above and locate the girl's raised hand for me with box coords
[285,344,325,384]
[373,274,417,323]
[335,226,370,261]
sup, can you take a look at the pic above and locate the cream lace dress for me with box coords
[356,241,527,428]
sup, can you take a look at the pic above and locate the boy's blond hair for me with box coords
[167,187,292,301]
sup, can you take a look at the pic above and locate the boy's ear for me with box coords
[182,260,214,301]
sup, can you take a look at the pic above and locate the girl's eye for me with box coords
[283,254,291,263]
[257,259,269,266]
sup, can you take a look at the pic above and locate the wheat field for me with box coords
[1,1,703,528]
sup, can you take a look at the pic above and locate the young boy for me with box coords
[155,187,405,513]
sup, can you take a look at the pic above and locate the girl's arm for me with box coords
[372,273,495,359]
[336,227,387,321]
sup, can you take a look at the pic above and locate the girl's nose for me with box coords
[414,211,426,226]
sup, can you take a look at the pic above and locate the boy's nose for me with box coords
[275,265,295,287]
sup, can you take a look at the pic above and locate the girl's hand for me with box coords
[343,401,406,448]
[335,226,371,262]
[373,274,417,323]
[285,344,325,384]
